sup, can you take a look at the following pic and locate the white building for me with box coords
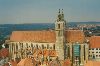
[89,36,100,60]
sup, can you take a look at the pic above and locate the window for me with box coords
[47,44,49,49]
[89,48,91,50]
[53,44,55,50]
[58,24,60,29]
[42,44,44,49]
[96,55,98,57]
[36,44,38,49]
[92,48,94,50]
[92,52,94,53]
[31,43,33,47]
[96,48,98,50]
[16,44,18,50]
[96,52,98,53]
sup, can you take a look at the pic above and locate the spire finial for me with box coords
[62,9,63,13]
[59,9,60,14]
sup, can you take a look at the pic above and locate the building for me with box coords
[89,36,100,60]
[7,9,89,66]
[65,30,89,66]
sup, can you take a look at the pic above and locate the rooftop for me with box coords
[89,36,100,48]
[10,30,85,43]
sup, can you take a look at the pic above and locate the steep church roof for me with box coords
[10,30,85,43]
[10,31,56,43]
[65,30,85,43]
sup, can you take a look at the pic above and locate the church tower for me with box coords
[55,9,66,60]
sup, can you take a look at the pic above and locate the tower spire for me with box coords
[59,9,60,14]
[62,9,63,14]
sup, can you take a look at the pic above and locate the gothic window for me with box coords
[42,44,44,49]
[22,43,23,48]
[16,44,18,50]
[36,44,38,49]
[47,44,49,49]
[53,44,55,50]
[12,44,13,51]
[58,24,60,29]
[31,43,33,47]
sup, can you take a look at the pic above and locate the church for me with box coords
[8,9,89,66]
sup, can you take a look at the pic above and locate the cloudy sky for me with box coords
[0,0,100,24]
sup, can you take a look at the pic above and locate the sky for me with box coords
[0,0,100,24]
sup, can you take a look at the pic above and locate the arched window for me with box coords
[53,44,55,50]
[42,44,44,49]
[26,43,28,48]
[58,24,60,29]
[47,44,49,49]
[36,44,38,49]
[31,43,33,47]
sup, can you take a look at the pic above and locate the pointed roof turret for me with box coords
[57,9,62,21]
[61,9,64,21]
[59,9,60,14]
[57,9,65,21]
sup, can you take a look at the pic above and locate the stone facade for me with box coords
[7,9,89,66]
[55,9,66,60]
[66,43,89,66]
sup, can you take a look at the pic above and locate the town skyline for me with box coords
[0,0,100,24]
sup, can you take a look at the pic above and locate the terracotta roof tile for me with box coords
[10,31,56,43]
[63,59,71,66]
[65,30,85,43]
[89,36,100,48]
[0,48,9,58]
[10,30,85,43]
[33,49,57,57]
[17,58,36,66]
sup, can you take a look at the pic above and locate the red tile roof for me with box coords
[10,30,85,43]
[48,60,61,66]
[17,58,36,66]
[65,30,85,43]
[63,59,71,66]
[10,31,56,43]
[89,36,100,48]
[33,49,57,57]
[0,48,9,58]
